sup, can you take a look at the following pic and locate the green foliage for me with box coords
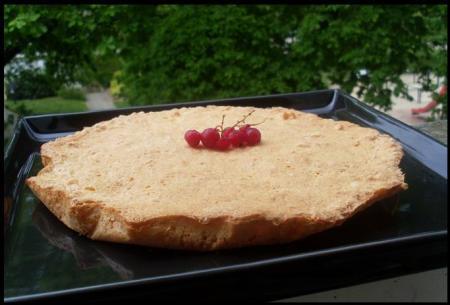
[115,5,447,115]
[411,5,447,118]
[119,5,300,105]
[5,97,88,116]
[5,62,59,100]
[430,83,448,120]
[74,55,123,89]
[4,5,447,117]
[290,5,431,111]
[434,94,448,120]
[5,69,56,100]
[109,70,131,108]
[114,100,131,108]
[110,70,125,98]
[57,86,86,101]
[4,5,123,82]
[91,56,122,88]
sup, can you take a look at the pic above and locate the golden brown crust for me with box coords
[26,177,405,251]
[26,106,407,251]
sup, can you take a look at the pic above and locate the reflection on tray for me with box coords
[32,203,237,280]
[4,197,13,228]
[31,192,405,282]
[32,203,135,279]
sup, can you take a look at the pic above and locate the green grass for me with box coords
[114,99,131,108]
[5,96,88,115]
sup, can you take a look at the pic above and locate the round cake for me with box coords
[26,106,407,251]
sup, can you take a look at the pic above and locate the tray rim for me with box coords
[4,89,448,303]
[340,91,447,147]
[4,231,447,303]
[11,89,447,180]
[15,89,447,148]
[19,89,339,120]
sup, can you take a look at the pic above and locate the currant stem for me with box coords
[231,110,255,129]
[216,114,226,134]
[247,118,267,127]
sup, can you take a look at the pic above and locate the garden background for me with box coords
[4,5,448,149]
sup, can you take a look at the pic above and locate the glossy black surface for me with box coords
[4,90,447,304]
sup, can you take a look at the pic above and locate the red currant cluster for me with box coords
[184,111,263,151]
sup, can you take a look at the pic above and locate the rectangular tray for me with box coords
[4,89,447,304]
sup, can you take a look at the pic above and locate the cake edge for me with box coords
[26,175,406,251]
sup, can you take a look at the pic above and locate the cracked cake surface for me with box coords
[26,106,407,250]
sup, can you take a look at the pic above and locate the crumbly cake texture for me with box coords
[26,106,407,251]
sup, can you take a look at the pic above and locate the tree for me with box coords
[4,5,447,116]
[118,5,303,105]
[116,5,447,114]
[407,5,447,119]
[4,5,128,83]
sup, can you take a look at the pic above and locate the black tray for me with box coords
[4,89,447,304]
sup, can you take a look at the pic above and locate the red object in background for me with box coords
[411,85,447,115]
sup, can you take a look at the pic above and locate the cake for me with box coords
[26,106,407,250]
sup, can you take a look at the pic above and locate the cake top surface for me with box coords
[30,105,406,223]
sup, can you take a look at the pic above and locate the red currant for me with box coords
[184,130,201,148]
[215,137,231,151]
[201,128,220,148]
[239,124,251,132]
[245,128,261,146]
[228,130,246,147]
[222,127,235,139]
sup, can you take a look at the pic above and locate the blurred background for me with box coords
[4,4,448,149]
